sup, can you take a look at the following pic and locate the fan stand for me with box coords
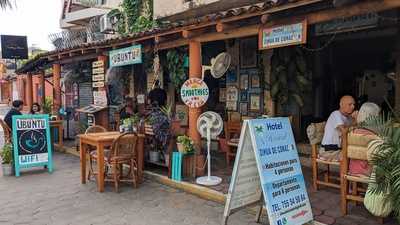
[196,126,222,186]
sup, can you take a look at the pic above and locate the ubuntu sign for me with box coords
[181,78,209,108]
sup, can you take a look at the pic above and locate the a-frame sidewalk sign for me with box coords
[12,114,53,176]
[222,117,313,225]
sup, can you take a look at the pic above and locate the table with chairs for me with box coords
[79,127,145,192]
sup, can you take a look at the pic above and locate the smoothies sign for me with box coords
[181,78,209,108]
[109,45,142,67]
[222,118,313,225]
[12,114,53,176]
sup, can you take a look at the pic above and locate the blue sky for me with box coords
[0,0,62,50]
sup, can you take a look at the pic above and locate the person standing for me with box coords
[4,100,23,130]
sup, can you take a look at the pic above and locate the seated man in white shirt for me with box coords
[320,95,357,160]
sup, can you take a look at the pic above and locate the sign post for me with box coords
[222,118,313,225]
[12,114,53,176]
[259,20,307,50]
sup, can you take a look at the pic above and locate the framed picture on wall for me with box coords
[219,88,226,102]
[240,74,249,90]
[226,68,237,83]
[240,91,248,102]
[240,102,248,115]
[226,86,239,102]
[226,101,237,111]
[240,38,257,68]
[249,93,261,112]
[251,74,260,88]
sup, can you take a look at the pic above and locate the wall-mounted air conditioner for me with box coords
[99,14,113,33]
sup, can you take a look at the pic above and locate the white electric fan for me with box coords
[196,111,224,186]
[201,52,231,80]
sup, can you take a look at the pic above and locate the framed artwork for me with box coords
[219,88,226,102]
[240,37,257,68]
[226,86,239,102]
[249,93,261,112]
[240,74,249,90]
[226,68,237,83]
[240,102,248,115]
[251,74,260,88]
[240,91,248,102]
[226,101,237,111]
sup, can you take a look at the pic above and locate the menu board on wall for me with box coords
[222,118,313,225]
[12,115,53,176]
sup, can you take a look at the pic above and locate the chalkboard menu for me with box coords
[12,114,53,176]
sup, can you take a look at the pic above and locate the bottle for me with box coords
[119,124,124,133]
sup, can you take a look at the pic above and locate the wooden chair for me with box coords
[224,121,241,166]
[307,121,341,190]
[90,133,138,192]
[341,129,379,217]
[86,125,107,180]
[0,119,12,144]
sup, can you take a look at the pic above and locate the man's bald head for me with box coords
[339,95,355,115]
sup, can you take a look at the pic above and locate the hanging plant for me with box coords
[269,46,312,108]
[166,49,187,88]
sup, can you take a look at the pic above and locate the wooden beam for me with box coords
[182,29,207,39]
[154,35,167,43]
[260,14,270,24]
[216,22,240,33]
[157,39,189,50]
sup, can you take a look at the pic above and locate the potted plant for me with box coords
[176,135,194,155]
[122,113,140,132]
[1,144,13,176]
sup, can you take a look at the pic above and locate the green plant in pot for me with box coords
[176,135,194,155]
[1,144,13,176]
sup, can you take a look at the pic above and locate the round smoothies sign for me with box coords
[181,78,209,108]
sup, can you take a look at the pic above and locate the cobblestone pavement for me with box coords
[0,153,262,225]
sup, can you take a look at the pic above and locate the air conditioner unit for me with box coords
[99,14,113,33]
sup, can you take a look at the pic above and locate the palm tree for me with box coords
[363,115,400,222]
[0,0,12,10]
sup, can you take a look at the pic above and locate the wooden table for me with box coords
[79,131,145,192]
[50,120,63,147]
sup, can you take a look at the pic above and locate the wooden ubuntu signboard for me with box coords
[180,78,209,108]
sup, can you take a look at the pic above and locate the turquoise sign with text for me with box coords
[109,45,142,67]
[12,114,53,176]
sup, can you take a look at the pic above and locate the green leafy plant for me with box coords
[1,144,13,164]
[107,0,157,35]
[269,46,311,108]
[123,113,140,126]
[177,135,194,154]
[42,97,53,114]
[160,104,173,120]
[166,49,187,88]
[361,114,400,222]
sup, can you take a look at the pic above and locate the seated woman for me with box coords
[348,102,381,177]
[30,103,41,114]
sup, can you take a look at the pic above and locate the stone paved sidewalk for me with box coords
[0,152,263,225]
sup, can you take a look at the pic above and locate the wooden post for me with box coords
[26,73,33,111]
[39,70,45,106]
[188,40,203,175]
[53,63,61,114]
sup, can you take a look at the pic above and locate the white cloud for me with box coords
[0,0,62,51]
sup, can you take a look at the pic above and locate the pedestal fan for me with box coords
[196,111,224,186]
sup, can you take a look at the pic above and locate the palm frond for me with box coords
[0,0,12,10]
